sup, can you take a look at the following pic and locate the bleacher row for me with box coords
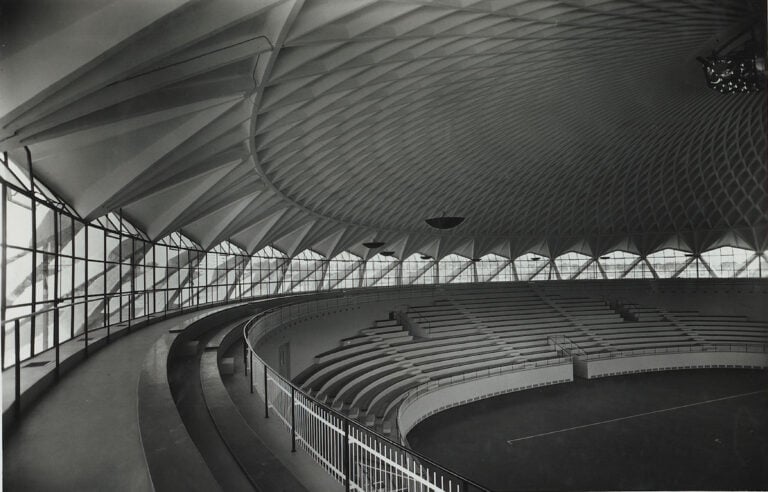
[294,283,768,436]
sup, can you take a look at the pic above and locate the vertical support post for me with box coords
[243,337,248,375]
[129,232,135,330]
[14,319,20,417]
[103,231,108,340]
[118,212,123,325]
[53,215,60,378]
[290,385,296,452]
[343,419,350,492]
[29,186,36,356]
[143,242,148,317]
[249,350,253,393]
[54,308,60,379]
[70,217,75,340]
[263,364,269,418]
[25,147,38,356]
[164,247,168,316]
[84,225,89,356]
[1,183,7,368]
[152,245,157,315]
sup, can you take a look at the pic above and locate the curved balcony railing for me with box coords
[394,357,574,443]
[581,342,768,361]
[242,296,491,492]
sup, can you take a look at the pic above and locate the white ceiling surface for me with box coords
[1,0,766,259]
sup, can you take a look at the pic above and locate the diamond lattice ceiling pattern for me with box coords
[1,0,765,259]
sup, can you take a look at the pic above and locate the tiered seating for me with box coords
[295,283,768,437]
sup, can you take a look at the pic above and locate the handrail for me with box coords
[1,291,272,423]
[1,298,89,325]
[583,342,767,361]
[395,356,574,443]
[547,334,588,357]
[242,300,491,492]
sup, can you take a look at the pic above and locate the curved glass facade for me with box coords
[1,162,767,368]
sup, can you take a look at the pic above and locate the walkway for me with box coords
[3,308,229,492]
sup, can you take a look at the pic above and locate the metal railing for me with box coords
[581,342,768,361]
[395,357,573,442]
[547,334,588,357]
[1,291,261,419]
[243,300,490,492]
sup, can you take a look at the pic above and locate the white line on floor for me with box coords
[506,388,768,445]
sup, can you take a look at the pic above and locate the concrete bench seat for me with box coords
[422,313,570,327]
[692,326,768,335]
[687,327,768,336]
[315,335,413,364]
[420,305,556,317]
[425,315,569,330]
[695,334,768,343]
[350,371,418,413]
[305,353,395,392]
[673,314,750,322]
[341,331,411,345]
[609,340,703,351]
[338,342,527,410]
[319,359,399,401]
[600,330,694,341]
[315,342,385,363]
[677,320,767,329]
[588,325,687,337]
[299,346,395,388]
[360,325,407,335]
[356,354,521,414]
[328,343,510,399]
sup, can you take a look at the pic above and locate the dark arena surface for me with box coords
[406,369,768,491]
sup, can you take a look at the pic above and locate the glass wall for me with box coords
[1,165,766,368]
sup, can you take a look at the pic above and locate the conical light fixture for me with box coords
[425,212,465,230]
[362,240,385,249]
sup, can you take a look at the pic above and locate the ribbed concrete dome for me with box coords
[1,0,765,258]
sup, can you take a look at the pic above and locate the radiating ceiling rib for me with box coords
[0,0,764,258]
[76,98,241,220]
[183,192,261,250]
[0,0,186,134]
[232,208,289,254]
[122,161,240,240]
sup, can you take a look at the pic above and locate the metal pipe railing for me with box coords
[243,301,491,492]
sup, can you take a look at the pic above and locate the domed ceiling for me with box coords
[1,0,766,259]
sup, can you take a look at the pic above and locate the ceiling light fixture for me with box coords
[362,241,385,249]
[425,215,465,230]
[697,26,766,94]
[379,251,395,257]
[420,255,433,260]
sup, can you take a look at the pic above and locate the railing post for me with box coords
[54,308,60,379]
[343,419,350,492]
[264,365,269,418]
[249,351,254,393]
[14,319,21,418]
[243,337,248,375]
[290,385,296,452]
[106,297,111,342]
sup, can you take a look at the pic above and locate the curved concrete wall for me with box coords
[576,351,768,379]
[397,363,574,442]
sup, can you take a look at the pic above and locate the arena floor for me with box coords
[406,369,768,491]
